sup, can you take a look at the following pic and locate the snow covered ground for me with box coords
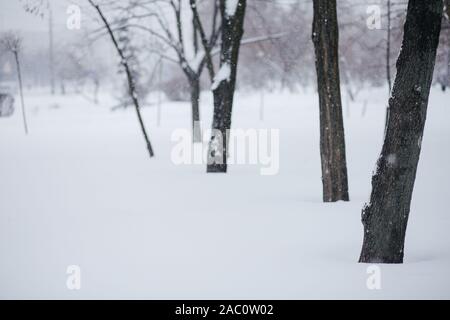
[0,87,449,299]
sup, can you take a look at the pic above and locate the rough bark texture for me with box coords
[207,0,246,173]
[312,0,349,202]
[359,0,443,264]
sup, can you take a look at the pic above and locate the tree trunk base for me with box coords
[358,256,403,264]
[207,164,227,173]
[313,0,350,203]
[323,194,349,203]
[357,0,442,265]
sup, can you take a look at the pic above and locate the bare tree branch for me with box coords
[87,0,155,158]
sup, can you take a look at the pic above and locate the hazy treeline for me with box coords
[2,0,449,99]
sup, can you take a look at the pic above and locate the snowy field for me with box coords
[0,87,449,299]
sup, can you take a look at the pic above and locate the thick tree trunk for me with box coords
[312,0,349,202]
[207,0,246,173]
[190,77,202,143]
[359,0,443,264]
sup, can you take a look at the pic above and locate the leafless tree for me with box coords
[359,0,443,264]
[90,0,221,143]
[88,0,155,158]
[190,0,247,173]
[0,32,29,135]
[20,0,55,95]
[312,0,349,202]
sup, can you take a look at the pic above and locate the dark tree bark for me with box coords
[359,0,443,264]
[206,0,247,173]
[312,0,349,202]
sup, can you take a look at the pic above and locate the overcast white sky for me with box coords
[0,0,101,53]
[1,0,68,32]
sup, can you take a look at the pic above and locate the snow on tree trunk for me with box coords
[206,0,246,173]
[312,0,349,202]
[359,0,443,264]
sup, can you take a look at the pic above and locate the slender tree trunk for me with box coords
[60,80,66,95]
[207,0,247,173]
[190,77,202,143]
[14,52,28,135]
[93,78,99,104]
[48,5,55,95]
[89,0,154,158]
[359,0,443,264]
[312,0,349,202]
